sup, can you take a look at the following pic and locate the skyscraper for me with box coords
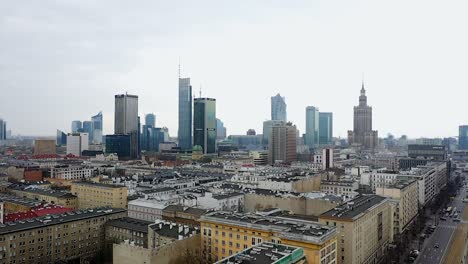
[319,112,333,146]
[82,121,94,142]
[66,133,89,156]
[262,120,286,146]
[91,111,103,144]
[0,119,6,140]
[348,82,378,150]
[216,118,227,140]
[114,94,139,159]
[178,77,192,150]
[305,106,319,149]
[56,130,67,146]
[194,98,216,154]
[268,123,297,164]
[459,125,468,150]
[271,94,287,122]
[71,120,82,133]
[145,113,156,127]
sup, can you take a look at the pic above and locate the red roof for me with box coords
[4,204,73,222]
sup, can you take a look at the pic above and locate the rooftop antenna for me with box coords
[178,57,181,78]
[199,84,202,98]
[361,72,365,89]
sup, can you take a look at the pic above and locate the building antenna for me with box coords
[361,72,365,89]
[178,57,181,78]
[199,84,202,98]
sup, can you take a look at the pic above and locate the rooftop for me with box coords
[149,220,199,239]
[216,242,305,264]
[9,186,77,199]
[106,217,152,234]
[71,181,126,189]
[0,207,126,235]
[319,195,387,221]
[201,211,335,245]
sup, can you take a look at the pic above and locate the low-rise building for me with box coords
[127,199,169,222]
[162,205,208,225]
[70,181,127,209]
[0,207,126,264]
[50,166,95,180]
[320,180,359,198]
[196,192,244,211]
[376,180,418,239]
[216,242,307,264]
[200,211,337,263]
[9,186,78,209]
[319,195,392,264]
[105,217,151,247]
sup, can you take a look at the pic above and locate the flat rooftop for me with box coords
[201,211,335,245]
[319,195,387,221]
[0,207,126,235]
[216,242,305,264]
[106,217,152,233]
[9,186,77,199]
[71,181,126,189]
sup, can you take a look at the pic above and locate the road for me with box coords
[415,187,466,264]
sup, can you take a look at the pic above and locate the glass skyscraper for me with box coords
[0,119,7,140]
[194,98,216,154]
[91,111,103,144]
[459,125,468,150]
[319,112,333,146]
[271,94,287,122]
[71,120,82,133]
[105,134,131,160]
[178,77,192,150]
[56,129,67,146]
[82,121,94,142]
[305,106,319,149]
[145,113,156,127]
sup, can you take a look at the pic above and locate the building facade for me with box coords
[305,106,319,149]
[50,166,95,180]
[66,133,89,156]
[145,113,156,128]
[459,125,468,150]
[91,111,103,144]
[34,139,56,155]
[319,112,333,146]
[105,134,131,160]
[271,93,287,122]
[114,94,139,159]
[268,123,297,164]
[0,119,6,140]
[193,98,217,154]
[347,83,378,150]
[216,118,227,140]
[70,181,128,209]
[71,120,82,133]
[178,77,192,150]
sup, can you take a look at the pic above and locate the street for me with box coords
[415,187,466,264]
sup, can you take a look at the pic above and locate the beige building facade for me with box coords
[70,181,127,209]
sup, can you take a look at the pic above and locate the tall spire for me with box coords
[361,73,366,95]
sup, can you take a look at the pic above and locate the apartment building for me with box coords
[320,180,359,198]
[319,195,391,264]
[376,180,419,238]
[9,187,78,209]
[200,211,337,263]
[0,208,126,264]
[105,217,151,247]
[70,181,127,209]
[216,242,307,264]
[127,199,168,222]
[50,166,95,180]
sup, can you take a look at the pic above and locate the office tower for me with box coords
[178,77,192,150]
[141,126,164,152]
[145,113,156,127]
[91,111,103,144]
[268,123,297,164]
[0,119,6,140]
[347,82,378,150]
[105,134,131,160]
[114,94,139,159]
[459,125,468,150]
[216,118,227,140]
[34,139,56,155]
[82,121,94,142]
[262,120,286,146]
[247,129,256,136]
[305,106,319,149]
[56,130,67,146]
[71,120,82,133]
[319,112,333,146]
[193,98,216,154]
[322,148,334,170]
[66,133,89,156]
[271,93,287,122]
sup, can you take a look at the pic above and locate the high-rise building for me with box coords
[216,118,227,140]
[194,98,217,154]
[0,119,6,140]
[66,133,89,156]
[56,129,67,146]
[91,111,103,144]
[34,138,56,155]
[82,121,94,142]
[459,125,468,150]
[319,112,333,146]
[262,120,286,146]
[114,94,139,159]
[268,123,297,164]
[271,93,287,122]
[246,129,256,136]
[305,106,319,149]
[105,134,131,160]
[141,126,164,152]
[178,77,192,150]
[347,82,378,150]
[145,113,156,127]
[71,120,82,133]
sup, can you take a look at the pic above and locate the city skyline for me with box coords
[1,0,467,138]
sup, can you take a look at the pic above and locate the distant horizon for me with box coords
[1,1,467,138]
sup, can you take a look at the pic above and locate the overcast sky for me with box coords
[1,0,467,139]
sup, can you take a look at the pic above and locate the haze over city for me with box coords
[1,0,467,138]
